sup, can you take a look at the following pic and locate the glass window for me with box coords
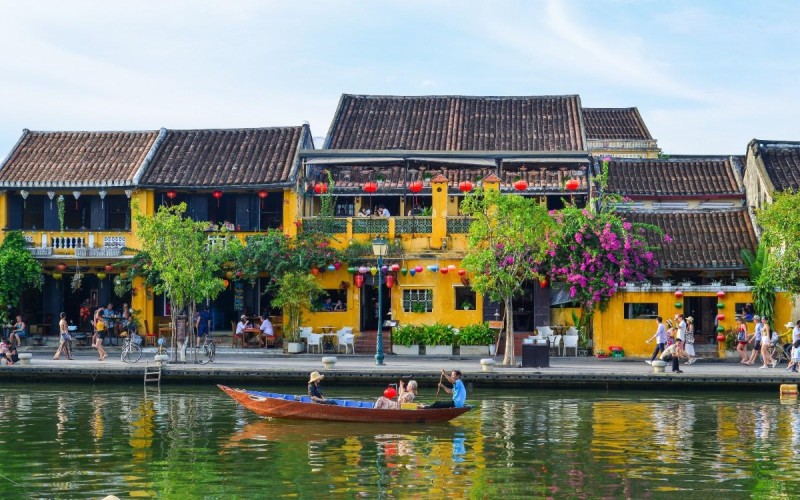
[403,289,433,313]
[315,289,347,312]
[454,286,476,311]
[624,303,658,319]
[106,195,130,230]
[22,195,45,230]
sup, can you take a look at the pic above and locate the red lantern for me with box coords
[104,264,114,273]
[409,181,423,193]
[440,268,449,274]
[717,313,725,321]
[212,190,223,206]
[675,290,683,298]
[56,263,67,272]
[513,179,528,191]
[385,275,395,288]
[311,268,319,276]
[258,190,268,199]
[458,181,473,193]
[222,279,230,288]
[314,183,328,194]
[363,182,378,193]
[717,333,725,342]
[458,268,466,276]
[565,178,580,191]
[717,290,726,298]
[384,387,397,399]
[166,190,177,200]
[540,279,548,289]
[354,275,364,288]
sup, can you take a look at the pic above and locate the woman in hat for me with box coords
[308,371,336,404]
[684,316,697,364]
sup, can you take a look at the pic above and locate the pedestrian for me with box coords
[746,315,762,366]
[52,312,72,360]
[645,316,668,365]
[736,317,749,364]
[685,316,697,364]
[787,339,800,373]
[759,317,776,369]
[660,338,686,373]
[675,314,686,343]
[94,310,108,361]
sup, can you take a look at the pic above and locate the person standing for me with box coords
[736,318,749,364]
[426,369,467,409]
[684,316,697,364]
[93,310,108,361]
[53,312,72,360]
[645,316,668,365]
[675,314,687,344]
[746,315,763,366]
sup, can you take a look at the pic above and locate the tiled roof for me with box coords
[605,156,742,198]
[582,108,652,140]
[139,126,309,187]
[0,129,159,187]
[753,140,800,192]
[623,209,757,270]
[325,94,586,151]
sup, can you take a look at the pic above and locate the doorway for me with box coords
[360,278,391,331]
[683,296,717,344]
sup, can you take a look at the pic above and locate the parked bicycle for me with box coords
[767,327,793,366]
[192,335,216,365]
[120,331,142,363]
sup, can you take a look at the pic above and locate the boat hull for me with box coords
[218,385,470,423]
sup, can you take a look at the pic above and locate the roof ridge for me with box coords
[341,93,581,100]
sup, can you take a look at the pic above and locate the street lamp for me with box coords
[372,237,389,365]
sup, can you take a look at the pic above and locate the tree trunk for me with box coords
[503,296,515,366]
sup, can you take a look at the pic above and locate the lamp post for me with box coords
[372,237,389,365]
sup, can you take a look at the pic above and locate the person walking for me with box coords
[736,317,749,364]
[759,317,776,369]
[746,315,763,366]
[684,316,698,364]
[645,316,668,365]
[93,310,108,361]
[52,312,72,360]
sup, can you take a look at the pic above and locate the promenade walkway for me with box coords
[4,345,799,391]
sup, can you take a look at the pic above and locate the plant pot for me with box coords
[392,345,420,356]
[489,344,497,356]
[459,345,490,356]
[425,345,453,356]
[287,342,304,354]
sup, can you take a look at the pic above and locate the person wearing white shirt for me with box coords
[645,316,668,365]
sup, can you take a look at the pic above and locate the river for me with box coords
[1,383,798,498]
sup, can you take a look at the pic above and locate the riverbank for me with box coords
[5,344,799,391]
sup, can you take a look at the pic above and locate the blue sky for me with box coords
[1,0,797,157]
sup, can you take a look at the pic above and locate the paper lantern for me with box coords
[440,268,449,274]
[458,181,473,193]
[390,264,400,272]
[674,290,683,298]
[166,190,177,200]
[414,266,423,273]
[717,333,726,342]
[258,190,268,199]
[717,326,725,332]
[314,183,328,194]
[409,269,416,276]
[409,181,423,193]
[359,266,368,274]
[513,179,528,191]
[401,268,408,276]
[212,190,223,206]
[363,182,378,193]
[540,279,548,289]
[52,273,62,280]
[104,264,114,273]
[327,264,336,271]
[97,272,107,280]
[383,387,397,399]
[381,265,388,273]
[717,302,725,309]
[717,314,725,321]
[565,178,580,191]
[311,268,319,276]
[354,275,364,288]
[428,265,439,272]
[333,262,342,270]
[675,302,682,308]
[717,290,726,298]
[347,267,356,274]
[222,279,230,288]
[447,264,457,271]
[56,263,67,272]
[225,271,234,279]
[370,267,378,276]
[458,268,466,276]
[385,275,395,288]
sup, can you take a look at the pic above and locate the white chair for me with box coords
[563,335,579,356]
[536,326,553,337]
[337,328,355,354]
[306,333,323,353]
[549,335,562,356]
[566,326,578,337]
[299,327,313,339]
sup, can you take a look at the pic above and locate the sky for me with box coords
[1,0,798,158]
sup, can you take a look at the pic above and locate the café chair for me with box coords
[306,333,323,353]
[337,327,355,354]
[566,326,578,337]
[563,335,579,356]
[230,321,243,348]
[549,335,562,356]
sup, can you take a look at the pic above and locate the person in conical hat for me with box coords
[307,371,336,404]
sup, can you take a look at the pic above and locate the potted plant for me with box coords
[410,303,427,314]
[458,322,496,356]
[422,172,433,185]
[272,271,324,353]
[460,300,474,311]
[392,324,423,355]
[423,323,455,356]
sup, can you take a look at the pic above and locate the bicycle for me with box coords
[120,331,142,363]
[767,328,793,366]
[192,334,216,364]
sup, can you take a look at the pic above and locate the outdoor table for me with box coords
[318,327,336,352]
[243,328,261,348]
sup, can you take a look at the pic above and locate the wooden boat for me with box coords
[217,385,471,423]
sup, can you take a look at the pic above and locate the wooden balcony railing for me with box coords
[24,232,127,258]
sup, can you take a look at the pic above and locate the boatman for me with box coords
[426,369,466,409]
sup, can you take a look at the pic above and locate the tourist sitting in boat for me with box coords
[374,380,418,409]
[308,371,336,405]
[425,369,466,409]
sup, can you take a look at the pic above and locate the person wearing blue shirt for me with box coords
[427,369,466,408]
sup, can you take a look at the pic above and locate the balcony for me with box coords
[24,232,128,259]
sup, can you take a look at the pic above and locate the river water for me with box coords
[2,383,799,498]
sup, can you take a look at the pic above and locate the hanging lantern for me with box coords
[390,264,400,272]
[458,181,473,193]
[381,265,388,274]
[717,313,725,321]
[359,266,368,274]
[440,268,449,274]
[565,178,580,191]
[401,268,408,276]
[409,181,423,193]
[409,269,416,277]
[447,264,457,271]
[212,190,223,206]
[97,272,107,280]
[327,264,336,272]
[428,264,439,272]
[540,279,548,289]
[314,183,328,194]
[311,268,319,276]
[675,302,682,308]
[415,265,424,273]
[318,266,325,273]
[258,190,268,199]
[72,190,81,209]
[675,290,683,298]
[222,279,230,288]
[333,262,342,270]
[104,264,114,273]
[717,290,726,298]
[225,271,234,279]
[166,190,177,202]
[354,275,364,288]
[717,333,726,342]
[513,179,528,191]
[717,302,725,309]
[56,263,67,272]
[385,275,395,288]
[370,267,378,276]
[363,182,378,194]
[347,267,356,274]
[458,268,466,276]
[383,386,397,399]
[52,273,62,280]
[717,326,725,332]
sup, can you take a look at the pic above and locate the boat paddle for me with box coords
[435,370,444,398]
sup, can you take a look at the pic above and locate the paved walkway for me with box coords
[5,346,800,391]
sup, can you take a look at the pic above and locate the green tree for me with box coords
[460,189,557,366]
[0,231,43,325]
[134,203,227,360]
[756,190,800,309]
[271,271,324,343]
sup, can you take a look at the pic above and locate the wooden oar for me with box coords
[435,371,444,398]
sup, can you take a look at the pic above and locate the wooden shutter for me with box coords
[90,197,106,230]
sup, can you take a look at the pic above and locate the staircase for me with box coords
[355,330,393,355]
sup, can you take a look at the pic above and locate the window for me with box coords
[454,286,476,311]
[64,197,91,230]
[315,289,347,312]
[22,195,45,230]
[403,289,433,313]
[106,195,130,230]
[624,303,658,319]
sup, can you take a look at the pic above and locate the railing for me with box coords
[302,217,348,234]
[395,217,432,234]
[446,217,473,234]
[24,232,128,258]
[352,218,389,234]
